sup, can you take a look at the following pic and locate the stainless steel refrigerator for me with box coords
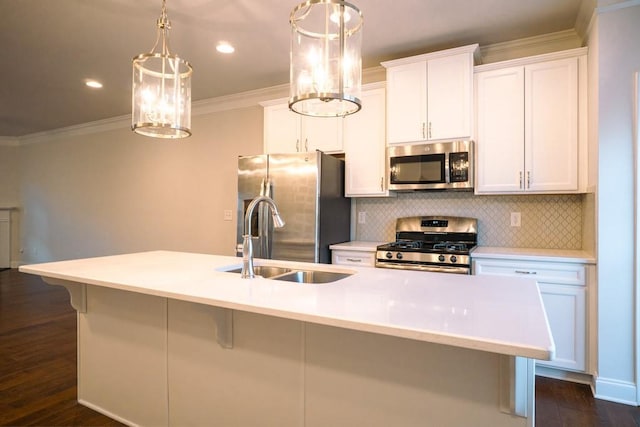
[236,151,350,264]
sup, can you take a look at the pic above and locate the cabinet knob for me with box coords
[346,258,362,263]
[527,171,531,189]
[296,139,300,152]
[421,122,426,139]
[428,122,432,139]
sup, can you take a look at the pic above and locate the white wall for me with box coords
[18,106,263,264]
[593,1,640,404]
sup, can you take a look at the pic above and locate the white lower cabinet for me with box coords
[473,258,587,373]
[536,282,586,372]
[330,241,383,267]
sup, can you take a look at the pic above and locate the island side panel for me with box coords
[167,300,305,426]
[78,286,168,427]
[304,323,529,427]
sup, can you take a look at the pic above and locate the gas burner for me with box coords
[432,242,468,252]
[388,240,423,250]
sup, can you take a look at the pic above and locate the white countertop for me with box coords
[329,241,385,251]
[472,246,596,264]
[19,250,554,360]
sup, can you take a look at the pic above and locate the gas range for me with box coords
[375,216,478,274]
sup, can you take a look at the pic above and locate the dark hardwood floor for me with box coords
[2,268,640,426]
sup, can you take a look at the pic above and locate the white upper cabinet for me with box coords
[382,44,478,145]
[475,67,525,193]
[263,102,299,153]
[262,100,343,154]
[344,87,388,197]
[525,58,579,192]
[475,48,587,194]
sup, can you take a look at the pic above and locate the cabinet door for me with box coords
[264,102,300,154]
[427,53,473,140]
[344,88,388,196]
[472,258,587,373]
[537,283,586,372]
[386,62,427,144]
[302,115,344,153]
[525,57,579,192]
[475,67,525,193]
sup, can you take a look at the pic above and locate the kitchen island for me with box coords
[20,250,553,427]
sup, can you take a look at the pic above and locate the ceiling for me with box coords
[0,0,590,138]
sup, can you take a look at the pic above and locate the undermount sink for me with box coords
[271,270,352,284]
[223,265,352,283]
[224,265,293,278]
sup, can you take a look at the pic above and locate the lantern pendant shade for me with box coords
[289,0,363,117]
[132,1,192,138]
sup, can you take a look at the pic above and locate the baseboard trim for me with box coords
[593,376,638,406]
[77,399,138,427]
[535,365,593,385]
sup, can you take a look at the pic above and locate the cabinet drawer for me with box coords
[332,250,376,267]
[473,259,585,286]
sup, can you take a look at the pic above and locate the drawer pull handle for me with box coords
[346,258,362,262]
[515,270,537,275]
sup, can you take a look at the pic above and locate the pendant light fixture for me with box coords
[132,0,192,138]
[289,0,363,118]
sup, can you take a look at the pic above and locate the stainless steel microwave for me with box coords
[388,140,474,191]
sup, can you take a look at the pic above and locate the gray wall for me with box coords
[17,106,263,263]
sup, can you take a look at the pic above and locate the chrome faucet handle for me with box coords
[241,196,285,279]
[241,234,255,278]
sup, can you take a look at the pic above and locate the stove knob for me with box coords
[396,252,403,260]
[450,255,458,263]
[385,252,393,259]
[438,255,445,262]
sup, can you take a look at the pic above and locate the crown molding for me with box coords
[475,46,588,73]
[597,0,640,14]
[479,29,583,64]
[0,137,19,147]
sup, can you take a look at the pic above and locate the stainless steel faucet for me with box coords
[242,196,285,278]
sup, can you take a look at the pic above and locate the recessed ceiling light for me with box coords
[216,42,235,54]
[85,79,103,89]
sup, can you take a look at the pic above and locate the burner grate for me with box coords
[432,242,468,252]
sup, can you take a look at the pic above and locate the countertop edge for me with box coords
[19,250,554,360]
[471,246,596,264]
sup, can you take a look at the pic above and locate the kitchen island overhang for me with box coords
[20,250,554,427]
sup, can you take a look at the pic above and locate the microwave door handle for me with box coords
[444,153,451,184]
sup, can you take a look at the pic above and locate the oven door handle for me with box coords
[375,262,470,275]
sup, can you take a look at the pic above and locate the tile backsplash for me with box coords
[355,192,583,249]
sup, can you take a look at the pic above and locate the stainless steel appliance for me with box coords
[375,216,478,274]
[388,140,474,191]
[236,151,350,264]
